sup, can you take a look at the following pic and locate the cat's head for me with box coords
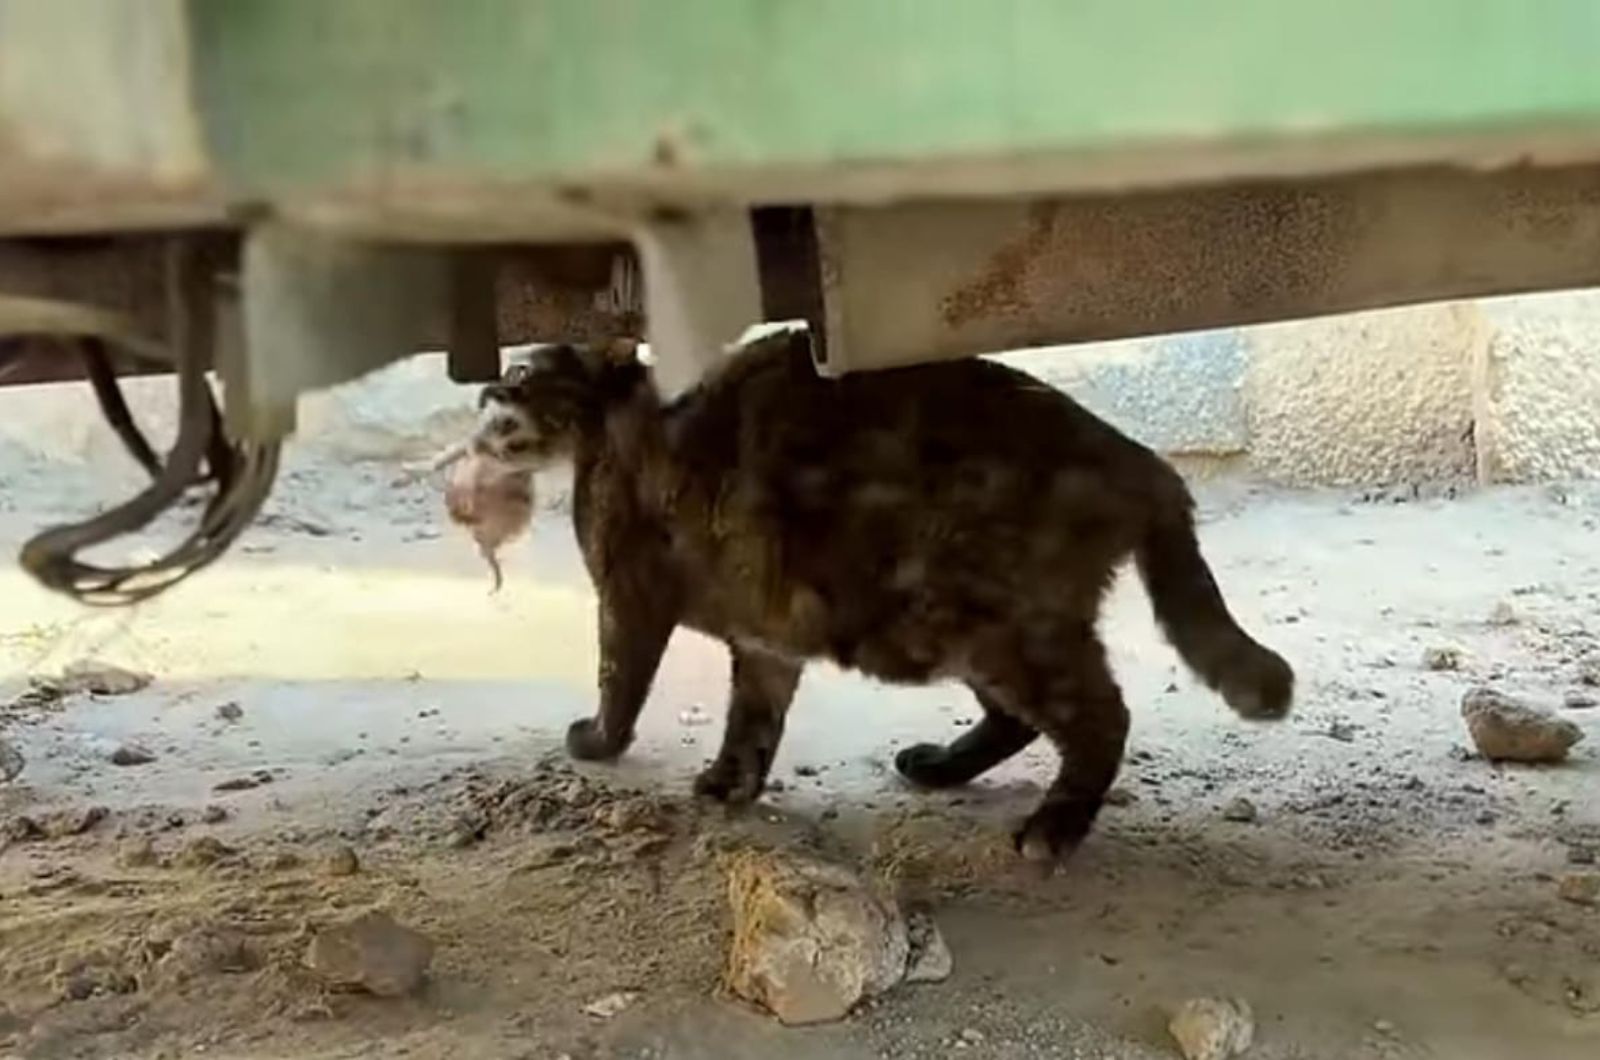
[473,340,642,470]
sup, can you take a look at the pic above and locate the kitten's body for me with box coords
[475,333,1292,859]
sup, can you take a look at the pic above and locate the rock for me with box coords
[0,738,23,783]
[321,845,360,877]
[2,815,44,845]
[723,850,911,1025]
[108,744,156,767]
[212,775,260,793]
[116,836,157,868]
[1558,873,1600,907]
[1566,845,1596,866]
[581,991,637,1020]
[1487,600,1518,626]
[44,805,107,838]
[177,835,233,869]
[214,701,244,722]
[156,927,256,982]
[1222,798,1258,823]
[1422,646,1463,672]
[903,911,953,984]
[1168,997,1255,1060]
[265,850,303,871]
[305,910,434,997]
[1564,691,1597,711]
[1461,687,1584,763]
[200,805,228,824]
[61,660,151,696]
[1103,786,1137,807]
[595,797,668,833]
[1580,656,1600,687]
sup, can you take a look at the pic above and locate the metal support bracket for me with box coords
[632,209,763,399]
[234,223,448,440]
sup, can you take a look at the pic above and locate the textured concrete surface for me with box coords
[1240,303,1482,487]
[1013,292,1600,487]
[1475,292,1600,483]
[998,330,1248,457]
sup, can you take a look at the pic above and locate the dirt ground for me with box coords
[2,376,1599,1059]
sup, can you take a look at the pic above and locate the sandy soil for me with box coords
[2,377,1599,1059]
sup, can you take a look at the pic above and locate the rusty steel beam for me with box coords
[811,162,1600,374]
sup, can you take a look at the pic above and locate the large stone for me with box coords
[1169,997,1255,1060]
[1461,687,1584,764]
[723,851,911,1026]
[0,738,22,783]
[61,660,151,696]
[304,910,434,997]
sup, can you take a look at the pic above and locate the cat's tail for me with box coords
[1134,500,1293,720]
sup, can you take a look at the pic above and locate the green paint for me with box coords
[187,0,1600,195]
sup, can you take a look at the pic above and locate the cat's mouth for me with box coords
[470,401,545,471]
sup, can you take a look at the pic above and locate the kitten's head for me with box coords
[473,340,641,470]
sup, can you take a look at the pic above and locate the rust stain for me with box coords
[938,201,1061,330]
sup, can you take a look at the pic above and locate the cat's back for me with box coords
[668,331,1165,490]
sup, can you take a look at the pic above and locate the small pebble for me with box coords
[108,744,156,767]
[200,805,228,824]
[582,991,638,1020]
[1557,873,1599,907]
[322,845,361,877]
[1222,798,1258,823]
[1566,845,1596,866]
[116,836,157,868]
[1422,646,1463,671]
[61,660,151,696]
[0,738,23,783]
[1563,691,1597,710]
[215,701,244,722]
[177,836,233,869]
[1103,786,1137,807]
[265,850,302,871]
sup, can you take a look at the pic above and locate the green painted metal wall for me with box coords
[189,0,1600,195]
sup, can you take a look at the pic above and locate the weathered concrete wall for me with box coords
[1240,304,1481,486]
[1474,293,1600,483]
[1005,290,1600,486]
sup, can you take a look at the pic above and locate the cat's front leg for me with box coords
[566,590,677,762]
[694,643,802,804]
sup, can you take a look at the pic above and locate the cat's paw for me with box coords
[1012,796,1100,864]
[894,743,969,788]
[692,756,763,805]
[565,717,627,762]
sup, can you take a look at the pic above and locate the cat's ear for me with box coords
[573,337,641,379]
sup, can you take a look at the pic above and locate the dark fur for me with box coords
[475,333,1293,860]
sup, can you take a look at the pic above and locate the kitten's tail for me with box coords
[1134,501,1293,720]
